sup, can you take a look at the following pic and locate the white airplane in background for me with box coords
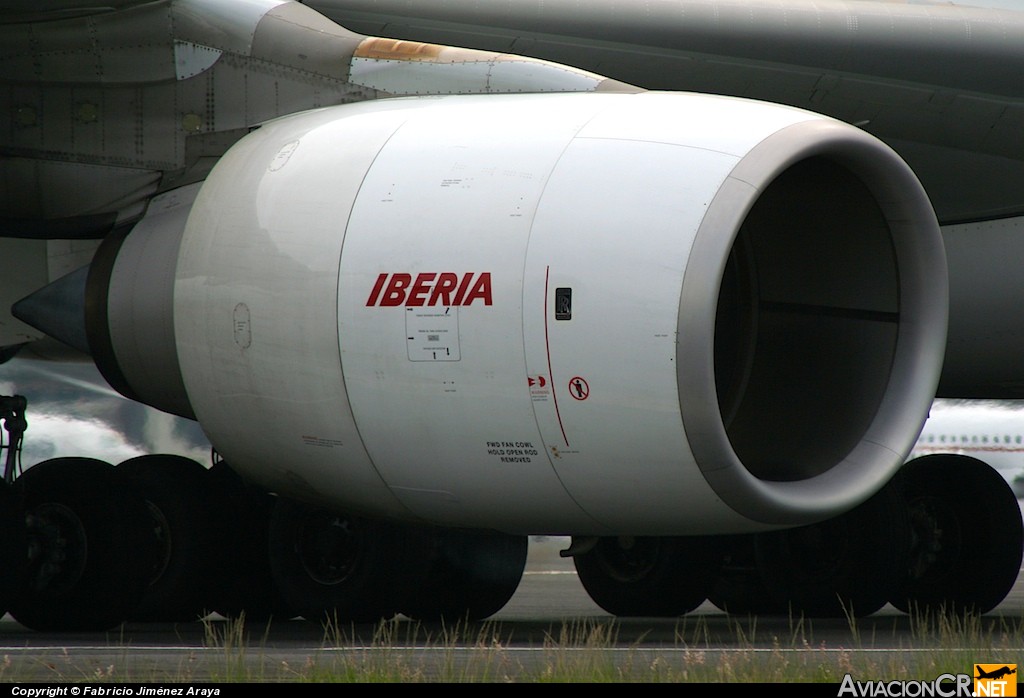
[910,400,1024,498]
[0,0,1022,631]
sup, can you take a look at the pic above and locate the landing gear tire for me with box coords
[118,455,217,622]
[573,535,721,616]
[755,481,909,618]
[10,458,151,631]
[891,455,1023,616]
[268,497,419,624]
[206,462,292,622]
[402,528,527,622]
[708,535,786,616]
[0,481,26,616]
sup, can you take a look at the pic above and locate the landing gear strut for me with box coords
[0,395,26,486]
[0,396,26,616]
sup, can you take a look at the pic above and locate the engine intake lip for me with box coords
[677,119,947,525]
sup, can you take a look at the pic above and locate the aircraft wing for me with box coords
[0,0,150,22]
[307,0,1024,224]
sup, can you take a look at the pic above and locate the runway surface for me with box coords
[0,537,1022,682]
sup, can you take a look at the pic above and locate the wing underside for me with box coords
[308,0,1024,224]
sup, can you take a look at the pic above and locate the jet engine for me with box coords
[84,91,947,535]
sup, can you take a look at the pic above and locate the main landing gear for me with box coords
[571,455,1023,619]
[0,453,532,631]
[0,393,1019,629]
[0,397,531,630]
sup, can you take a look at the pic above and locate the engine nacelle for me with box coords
[90,92,947,534]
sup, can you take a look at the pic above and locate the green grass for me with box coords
[2,610,1021,683]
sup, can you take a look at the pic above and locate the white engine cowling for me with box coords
[95,92,948,535]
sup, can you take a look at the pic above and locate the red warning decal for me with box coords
[568,376,590,401]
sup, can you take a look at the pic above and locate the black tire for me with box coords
[117,455,217,622]
[573,535,720,616]
[205,461,292,622]
[755,481,909,618]
[707,535,786,616]
[0,481,26,616]
[10,458,151,631]
[402,528,527,622]
[268,497,420,623]
[891,455,1023,615]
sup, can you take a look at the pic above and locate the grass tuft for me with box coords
[4,606,1023,682]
